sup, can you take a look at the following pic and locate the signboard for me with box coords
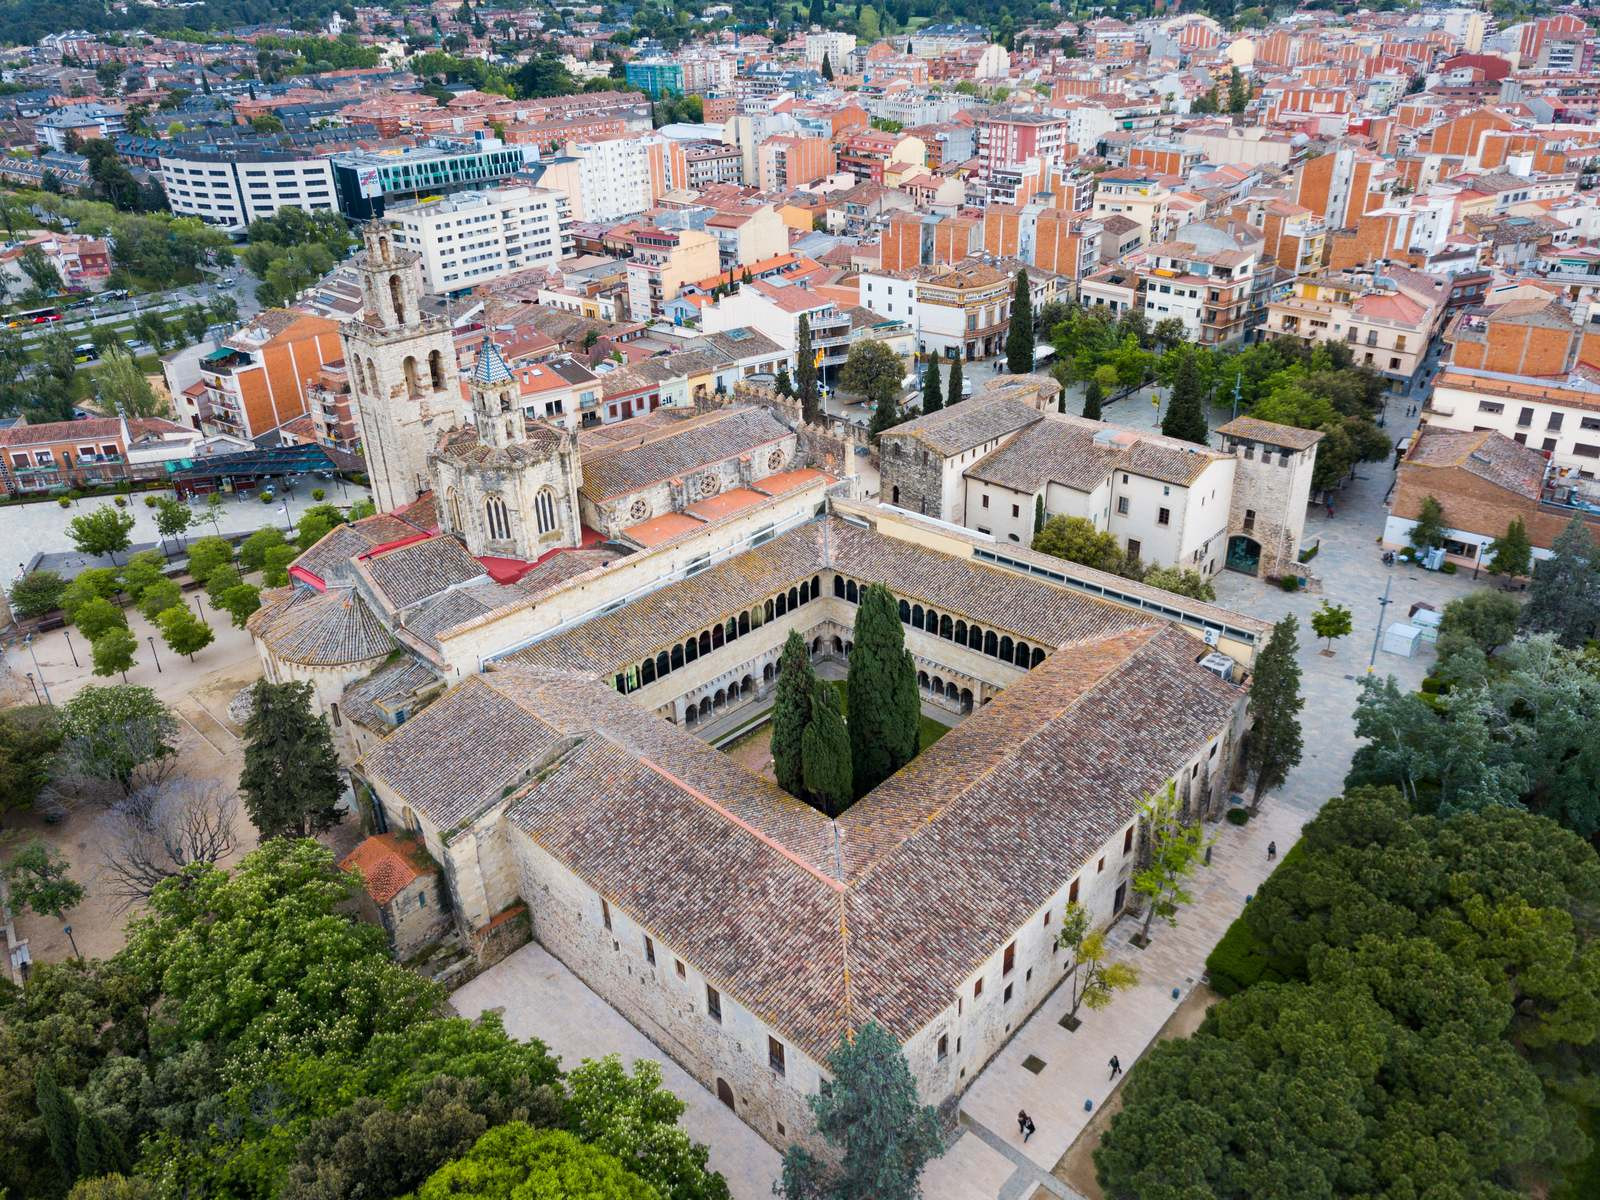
[356,166,383,199]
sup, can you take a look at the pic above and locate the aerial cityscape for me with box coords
[2,2,1599,1199]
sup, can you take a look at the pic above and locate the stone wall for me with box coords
[878,436,944,516]
[1226,438,1316,579]
[383,871,452,959]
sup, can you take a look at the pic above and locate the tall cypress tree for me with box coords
[848,584,919,797]
[1034,495,1045,537]
[801,678,852,817]
[1083,377,1104,420]
[921,359,943,414]
[771,630,813,798]
[76,1111,129,1180]
[796,314,820,424]
[1161,351,1208,444]
[239,679,344,840]
[1247,616,1304,809]
[946,355,963,406]
[1004,269,1033,374]
[35,1067,78,1187]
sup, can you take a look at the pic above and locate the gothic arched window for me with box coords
[447,488,462,531]
[485,496,511,541]
[429,349,447,391]
[535,489,558,535]
[403,356,420,397]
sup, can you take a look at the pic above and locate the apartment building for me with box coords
[568,134,654,222]
[1136,222,1262,347]
[34,102,124,151]
[756,135,835,191]
[1266,267,1445,389]
[0,415,198,498]
[161,145,339,230]
[977,111,1072,176]
[186,310,343,441]
[683,142,745,189]
[306,361,359,452]
[804,31,856,72]
[625,227,720,321]
[384,185,571,294]
[859,260,1028,362]
[1091,169,1173,245]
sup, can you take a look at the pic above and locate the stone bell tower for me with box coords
[341,221,461,514]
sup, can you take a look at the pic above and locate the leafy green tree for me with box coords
[9,569,67,618]
[1004,269,1033,374]
[1246,616,1303,808]
[802,676,853,818]
[1407,494,1448,554]
[1082,376,1103,420]
[842,340,903,430]
[1056,901,1138,1027]
[56,685,176,798]
[1034,495,1045,537]
[1522,516,1600,648]
[778,1022,943,1200]
[116,551,166,603]
[95,353,162,419]
[67,1174,153,1200]
[796,314,819,424]
[1227,65,1249,113]
[946,354,963,406]
[1438,591,1519,660]
[1309,601,1352,652]
[4,839,84,918]
[239,680,345,839]
[91,628,138,682]
[774,365,794,398]
[920,358,942,414]
[770,631,812,799]
[1160,349,1208,445]
[36,1067,80,1187]
[1033,515,1124,574]
[67,506,136,565]
[136,579,182,623]
[261,544,299,588]
[217,584,262,629]
[847,584,919,798]
[564,1056,729,1200]
[153,497,192,550]
[1488,517,1533,578]
[203,564,242,607]
[1141,566,1216,601]
[296,502,344,550]
[415,1124,657,1200]
[156,605,213,662]
[58,569,122,623]
[238,526,287,572]
[184,536,233,585]
[1131,783,1213,945]
[0,704,60,826]
[75,1111,129,1180]
[74,596,127,642]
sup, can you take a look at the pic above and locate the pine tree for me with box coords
[921,359,943,414]
[1083,377,1104,420]
[796,313,820,423]
[820,54,834,80]
[1487,517,1533,578]
[75,1111,128,1180]
[239,680,344,839]
[1521,515,1600,648]
[1034,495,1045,537]
[1247,616,1303,809]
[801,678,852,817]
[770,631,812,798]
[1004,269,1034,374]
[774,364,794,398]
[778,1022,944,1200]
[946,355,963,406]
[1161,351,1208,444]
[36,1067,78,1187]
[848,584,919,797]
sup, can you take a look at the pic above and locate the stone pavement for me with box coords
[452,943,783,1200]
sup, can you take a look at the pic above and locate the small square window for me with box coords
[1116,496,1129,515]
[981,494,989,508]
[675,959,686,979]
[1004,983,1014,1003]
[937,1034,948,1060]
[1069,877,1079,904]
[769,1036,786,1074]
[1003,942,1016,976]
[1123,826,1134,853]
[1097,856,1106,874]
[1157,507,1170,526]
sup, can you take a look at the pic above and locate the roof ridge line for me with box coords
[637,756,845,892]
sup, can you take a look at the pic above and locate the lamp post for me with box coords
[63,923,81,959]
[193,593,204,621]
[62,626,78,668]
[147,636,162,674]
[25,672,39,704]
[24,636,51,706]
[1366,575,1393,674]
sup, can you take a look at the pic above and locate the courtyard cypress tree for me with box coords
[801,678,852,817]
[796,313,820,424]
[848,584,919,797]
[1246,615,1304,809]
[779,1021,944,1200]
[946,354,963,405]
[1083,376,1104,420]
[240,679,344,839]
[1161,350,1208,444]
[921,359,943,414]
[1005,269,1033,374]
[770,631,813,798]
[35,1067,78,1187]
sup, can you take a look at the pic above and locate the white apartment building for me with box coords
[569,135,653,223]
[384,185,572,294]
[804,31,856,72]
[159,150,338,230]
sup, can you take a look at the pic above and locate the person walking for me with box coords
[1108,1055,1122,1080]
[1267,840,1277,862]
[1023,1115,1036,1143]
[1017,1110,1032,1139]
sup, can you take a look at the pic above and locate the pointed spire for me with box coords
[472,337,513,387]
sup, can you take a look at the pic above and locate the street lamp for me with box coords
[1366,576,1394,674]
[63,924,81,959]
[147,636,162,674]
[193,593,205,621]
[25,672,39,705]
[62,626,78,668]
[24,635,51,706]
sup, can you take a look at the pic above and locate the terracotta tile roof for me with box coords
[340,833,436,905]
[1215,416,1325,451]
[1404,426,1545,498]
[343,656,441,731]
[965,419,1121,492]
[248,586,394,666]
[294,512,435,587]
[357,535,486,611]
[434,421,567,470]
[578,406,790,502]
[885,396,1043,457]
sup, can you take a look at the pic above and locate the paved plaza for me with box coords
[428,385,1496,1200]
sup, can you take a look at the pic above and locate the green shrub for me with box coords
[1205,918,1273,997]
[311,487,324,501]
[58,497,70,508]
[260,492,273,503]
[1225,807,1250,825]
[1278,575,1299,592]
[1419,675,1441,694]
[1440,561,1458,574]
[1297,543,1319,564]
[144,495,159,508]
[113,496,127,507]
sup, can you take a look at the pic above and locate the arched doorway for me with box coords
[1226,535,1262,576]
[716,1079,735,1109]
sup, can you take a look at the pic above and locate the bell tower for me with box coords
[470,338,523,450]
[341,221,461,514]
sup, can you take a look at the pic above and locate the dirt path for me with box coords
[1050,984,1219,1199]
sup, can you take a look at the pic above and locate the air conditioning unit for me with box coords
[1199,652,1235,683]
